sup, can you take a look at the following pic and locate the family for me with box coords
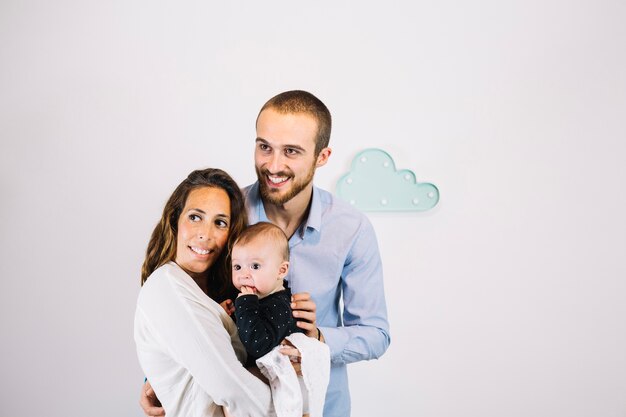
[134,90,391,417]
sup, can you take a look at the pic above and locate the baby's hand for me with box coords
[220,299,235,316]
[238,286,258,297]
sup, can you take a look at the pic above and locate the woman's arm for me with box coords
[139,381,164,417]
[136,266,273,417]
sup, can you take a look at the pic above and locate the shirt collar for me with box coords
[247,182,322,237]
[304,186,322,234]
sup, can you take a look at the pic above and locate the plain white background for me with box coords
[1,1,625,416]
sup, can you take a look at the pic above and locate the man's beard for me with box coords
[256,163,316,206]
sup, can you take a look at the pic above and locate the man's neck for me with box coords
[263,184,313,239]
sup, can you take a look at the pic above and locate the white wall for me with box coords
[1,1,625,416]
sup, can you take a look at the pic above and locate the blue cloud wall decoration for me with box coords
[335,148,439,212]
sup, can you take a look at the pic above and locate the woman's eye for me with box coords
[251,263,260,270]
[216,219,229,228]
[189,214,201,222]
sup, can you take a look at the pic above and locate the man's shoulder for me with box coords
[314,185,372,228]
[241,183,256,202]
[241,183,261,221]
[315,185,352,210]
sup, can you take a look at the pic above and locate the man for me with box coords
[141,90,390,416]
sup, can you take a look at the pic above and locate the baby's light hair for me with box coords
[233,222,290,261]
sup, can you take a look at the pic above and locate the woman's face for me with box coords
[175,186,231,280]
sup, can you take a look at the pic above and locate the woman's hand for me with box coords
[291,292,322,340]
[139,380,165,416]
[219,299,235,316]
[279,339,302,376]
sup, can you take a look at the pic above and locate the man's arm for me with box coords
[319,218,391,365]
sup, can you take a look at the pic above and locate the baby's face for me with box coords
[231,238,288,299]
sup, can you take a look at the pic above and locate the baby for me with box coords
[228,222,330,417]
[230,221,302,361]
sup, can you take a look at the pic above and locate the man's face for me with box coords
[255,108,319,206]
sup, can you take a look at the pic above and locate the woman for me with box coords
[135,168,277,417]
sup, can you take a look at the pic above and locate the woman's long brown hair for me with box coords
[140,168,247,302]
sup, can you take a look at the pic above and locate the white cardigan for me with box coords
[134,262,275,417]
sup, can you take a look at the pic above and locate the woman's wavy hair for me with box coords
[140,168,247,302]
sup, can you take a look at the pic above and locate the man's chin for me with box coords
[260,186,291,206]
[257,171,314,206]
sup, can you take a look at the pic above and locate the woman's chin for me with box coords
[176,259,212,279]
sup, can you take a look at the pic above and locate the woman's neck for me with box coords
[192,274,210,294]
[176,261,211,294]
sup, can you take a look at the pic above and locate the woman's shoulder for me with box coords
[138,262,192,301]
[139,262,226,312]
[142,262,182,286]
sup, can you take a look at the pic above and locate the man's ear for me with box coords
[278,261,290,279]
[315,147,332,168]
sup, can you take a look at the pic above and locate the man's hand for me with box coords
[219,299,235,316]
[291,292,320,339]
[139,380,165,417]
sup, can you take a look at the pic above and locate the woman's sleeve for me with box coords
[138,274,273,417]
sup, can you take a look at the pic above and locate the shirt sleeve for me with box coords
[137,273,274,417]
[235,294,292,359]
[318,217,391,365]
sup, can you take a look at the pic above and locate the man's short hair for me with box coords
[257,90,332,156]
[233,222,290,261]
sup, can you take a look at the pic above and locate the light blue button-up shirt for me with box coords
[243,182,391,417]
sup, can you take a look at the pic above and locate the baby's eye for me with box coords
[251,263,261,270]
[233,264,241,271]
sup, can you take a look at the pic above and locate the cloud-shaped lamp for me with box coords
[335,148,439,212]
